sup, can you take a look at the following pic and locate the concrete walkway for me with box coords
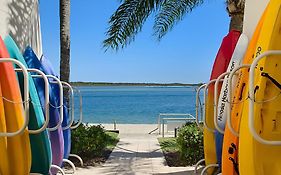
[75,124,197,175]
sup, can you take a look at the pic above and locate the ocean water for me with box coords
[73,86,202,124]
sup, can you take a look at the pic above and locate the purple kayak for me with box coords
[23,47,64,174]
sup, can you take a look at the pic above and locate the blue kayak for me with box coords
[23,46,64,171]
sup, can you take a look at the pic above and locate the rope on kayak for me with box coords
[248,92,281,104]
[0,96,30,104]
[49,103,64,109]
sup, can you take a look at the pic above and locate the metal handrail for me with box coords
[0,58,29,137]
[249,50,281,145]
[158,113,195,135]
[161,116,195,137]
[61,81,74,130]
[159,113,196,116]
[214,72,229,134]
[15,68,50,134]
[227,64,251,137]
[162,117,196,120]
[196,84,207,130]
[47,75,64,131]
[71,87,83,129]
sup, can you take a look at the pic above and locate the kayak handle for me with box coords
[47,75,64,131]
[71,87,83,129]
[227,64,251,137]
[61,81,74,130]
[203,79,217,133]
[200,163,219,175]
[0,58,29,137]
[214,73,228,134]
[15,68,50,134]
[194,158,205,174]
[249,50,281,145]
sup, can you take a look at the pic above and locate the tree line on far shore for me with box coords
[70,82,203,87]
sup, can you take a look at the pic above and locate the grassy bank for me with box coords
[158,137,187,167]
[158,123,204,167]
[105,131,119,150]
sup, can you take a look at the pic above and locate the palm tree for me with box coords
[60,0,71,83]
[227,0,244,31]
[103,0,245,51]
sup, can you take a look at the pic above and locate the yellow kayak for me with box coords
[0,37,31,175]
[0,83,9,175]
[239,0,281,174]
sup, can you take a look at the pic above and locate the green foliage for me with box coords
[176,122,204,165]
[158,137,179,153]
[71,124,119,157]
[103,0,204,51]
[105,131,119,149]
[154,0,203,40]
[103,0,162,51]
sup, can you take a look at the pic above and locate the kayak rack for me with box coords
[15,66,70,174]
[60,84,84,169]
[69,154,84,167]
[203,79,224,133]
[0,58,29,137]
[249,50,281,145]
[48,76,64,131]
[199,79,222,175]
[196,84,206,131]
[15,68,50,134]
[61,81,75,130]
[71,87,83,129]
[227,64,251,137]
[200,163,219,175]
[48,80,82,172]
[0,58,85,173]
[194,85,206,173]
[50,165,65,175]
[194,158,205,174]
[213,76,228,134]
[63,159,76,174]
[68,86,84,167]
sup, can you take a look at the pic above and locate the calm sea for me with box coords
[73,86,201,124]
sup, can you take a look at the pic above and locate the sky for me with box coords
[39,0,230,84]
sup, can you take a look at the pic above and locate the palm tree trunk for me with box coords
[60,0,71,104]
[60,0,70,83]
[229,13,244,31]
[227,0,245,32]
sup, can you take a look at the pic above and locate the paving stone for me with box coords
[75,124,197,175]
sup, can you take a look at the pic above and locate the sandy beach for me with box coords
[90,123,159,134]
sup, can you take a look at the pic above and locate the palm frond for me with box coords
[103,0,162,51]
[153,0,203,40]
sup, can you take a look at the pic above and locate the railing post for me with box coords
[162,119,165,138]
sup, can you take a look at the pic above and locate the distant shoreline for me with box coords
[70,82,203,87]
